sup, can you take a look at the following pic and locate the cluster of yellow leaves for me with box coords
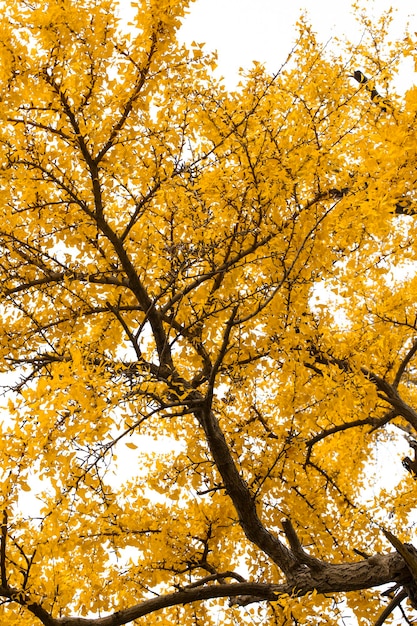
[0,0,416,624]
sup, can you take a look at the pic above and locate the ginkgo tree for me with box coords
[0,0,417,624]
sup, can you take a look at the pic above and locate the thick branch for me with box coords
[0,585,56,626]
[363,368,417,431]
[53,583,278,626]
[0,511,7,587]
[394,339,417,388]
[282,519,323,569]
[196,400,296,572]
[310,351,417,431]
[13,551,410,626]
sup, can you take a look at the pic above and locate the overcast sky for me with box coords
[178,0,416,90]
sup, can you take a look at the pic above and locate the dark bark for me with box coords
[13,550,411,626]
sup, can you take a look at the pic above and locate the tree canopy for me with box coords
[1,0,417,624]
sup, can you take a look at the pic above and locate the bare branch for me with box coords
[374,589,407,626]
[282,519,324,570]
[393,339,417,388]
[53,583,278,626]
[0,511,7,588]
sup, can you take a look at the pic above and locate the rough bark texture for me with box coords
[5,552,409,626]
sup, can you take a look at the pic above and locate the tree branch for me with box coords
[21,551,409,626]
[374,589,407,626]
[53,583,278,626]
[197,404,296,573]
[393,339,417,388]
[0,510,7,588]
[309,350,417,431]
[95,32,159,164]
[282,519,324,570]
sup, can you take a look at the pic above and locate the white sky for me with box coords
[177,0,416,89]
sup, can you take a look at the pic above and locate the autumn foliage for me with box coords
[1,0,417,624]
